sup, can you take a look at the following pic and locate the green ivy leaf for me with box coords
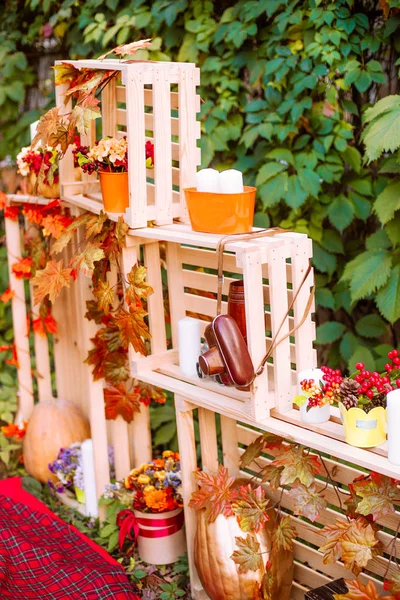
[328,195,355,232]
[376,264,400,323]
[348,347,375,373]
[316,321,346,344]
[342,250,392,302]
[258,172,288,207]
[312,244,337,276]
[373,182,400,224]
[316,288,335,309]
[355,314,388,338]
[297,167,321,198]
[256,162,287,186]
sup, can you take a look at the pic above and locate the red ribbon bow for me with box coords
[116,509,139,553]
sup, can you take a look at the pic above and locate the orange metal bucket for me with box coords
[99,171,129,213]
[184,186,256,234]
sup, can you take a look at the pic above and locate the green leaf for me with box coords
[256,162,287,186]
[316,288,335,309]
[259,172,288,207]
[373,182,400,224]
[355,70,372,93]
[342,250,392,302]
[365,229,391,251]
[266,148,294,165]
[350,179,372,196]
[348,347,375,373]
[320,229,344,254]
[328,195,355,232]
[316,321,346,344]
[343,147,361,173]
[100,523,118,538]
[355,314,388,338]
[285,174,308,209]
[297,168,321,198]
[340,332,360,362]
[312,244,337,276]
[386,213,400,247]
[363,98,400,162]
[376,264,400,323]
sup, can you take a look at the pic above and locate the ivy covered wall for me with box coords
[1,0,400,372]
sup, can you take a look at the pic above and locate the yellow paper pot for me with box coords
[74,486,85,504]
[339,402,387,448]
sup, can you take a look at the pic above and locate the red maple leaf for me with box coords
[42,213,73,239]
[23,203,44,225]
[104,383,141,423]
[4,205,20,220]
[189,465,236,523]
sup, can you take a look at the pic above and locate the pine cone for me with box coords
[340,379,360,409]
[372,393,387,409]
[363,402,375,414]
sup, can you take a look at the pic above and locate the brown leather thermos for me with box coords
[228,279,247,341]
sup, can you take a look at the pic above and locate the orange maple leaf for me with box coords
[12,257,34,280]
[23,204,44,225]
[0,287,14,303]
[189,465,236,523]
[333,578,398,600]
[114,305,151,355]
[98,39,152,61]
[42,213,73,239]
[31,259,73,305]
[104,383,141,423]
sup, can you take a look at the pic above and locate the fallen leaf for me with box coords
[231,485,270,533]
[85,211,108,239]
[98,39,152,61]
[231,534,262,573]
[115,216,129,246]
[104,383,141,422]
[42,213,73,239]
[103,352,130,384]
[31,259,73,304]
[289,483,327,522]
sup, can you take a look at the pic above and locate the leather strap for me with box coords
[215,228,315,383]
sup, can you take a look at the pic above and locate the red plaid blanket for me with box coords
[0,495,139,599]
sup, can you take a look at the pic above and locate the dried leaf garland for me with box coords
[189,465,236,523]
[333,578,398,600]
[104,383,141,423]
[31,259,73,305]
[231,485,270,533]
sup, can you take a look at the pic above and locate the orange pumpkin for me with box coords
[23,398,90,483]
[194,483,293,600]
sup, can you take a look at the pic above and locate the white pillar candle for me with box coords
[178,317,201,377]
[196,168,220,193]
[297,368,324,394]
[81,438,98,518]
[219,169,244,194]
[387,390,400,465]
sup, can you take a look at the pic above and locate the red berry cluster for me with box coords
[354,358,397,400]
[321,366,343,403]
[300,379,325,407]
[22,149,43,175]
[72,146,96,174]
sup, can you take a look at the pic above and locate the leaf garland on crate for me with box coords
[333,578,399,600]
[1,197,165,420]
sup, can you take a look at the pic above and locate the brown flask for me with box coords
[228,279,247,341]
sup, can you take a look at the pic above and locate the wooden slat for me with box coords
[116,85,201,112]
[198,408,219,471]
[143,242,167,355]
[165,242,186,349]
[153,68,173,224]
[220,416,240,476]
[102,78,117,137]
[5,216,34,420]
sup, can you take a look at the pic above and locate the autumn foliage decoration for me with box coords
[1,196,164,421]
[239,432,400,599]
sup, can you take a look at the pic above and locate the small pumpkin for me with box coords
[23,398,90,483]
[194,480,294,600]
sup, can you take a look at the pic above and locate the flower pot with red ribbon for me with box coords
[117,507,186,565]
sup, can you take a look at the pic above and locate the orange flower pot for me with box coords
[99,171,129,213]
[184,186,256,234]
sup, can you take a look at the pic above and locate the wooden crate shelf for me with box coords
[55,59,201,228]
[128,223,316,422]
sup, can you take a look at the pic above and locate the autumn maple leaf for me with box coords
[53,62,79,86]
[98,39,152,61]
[93,281,114,315]
[125,264,153,305]
[32,106,60,148]
[231,485,270,533]
[12,257,34,280]
[69,243,105,278]
[104,383,141,423]
[4,205,20,220]
[348,472,398,521]
[115,216,129,246]
[0,287,14,303]
[114,305,151,355]
[23,204,44,225]
[261,464,284,491]
[239,432,284,470]
[272,445,321,488]
[85,211,108,239]
[333,578,398,600]
[231,534,263,574]
[289,483,327,522]
[31,259,73,304]
[42,214,74,239]
[272,515,297,552]
[319,517,381,576]
[384,572,400,597]
[189,465,235,523]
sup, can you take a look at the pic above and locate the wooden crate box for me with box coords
[55,59,201,228]
[128,224,316,423]
[174,400,399,600]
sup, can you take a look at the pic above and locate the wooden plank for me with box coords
[178,65,198,222]
[111,416,131,479]
[153,67,173,224]
[143,242,167,354]
[241,247,270,420]
[55,82,75,192]
[125,69,147,228]
[175,396,202,591]
[220,415,240,476]
[268,246,292,412]
[5,216,34,420]
[165,242,186,349]
[198,408,219,471]
[102,77,117,137]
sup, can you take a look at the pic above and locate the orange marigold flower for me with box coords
[0,287,14,303]
[144,488,175,512]
[152,458,165,469]
[12,257,34,280]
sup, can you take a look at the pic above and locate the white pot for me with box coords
[134,507,186,565]
[387,390,400,465]
[300,401,330,424]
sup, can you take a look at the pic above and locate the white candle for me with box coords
[219,169,244,194]
[297,368,324,395]
[196,168,220,193]
[178,317,201,377]
[81,438,98,518]
[387,390,400,465]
